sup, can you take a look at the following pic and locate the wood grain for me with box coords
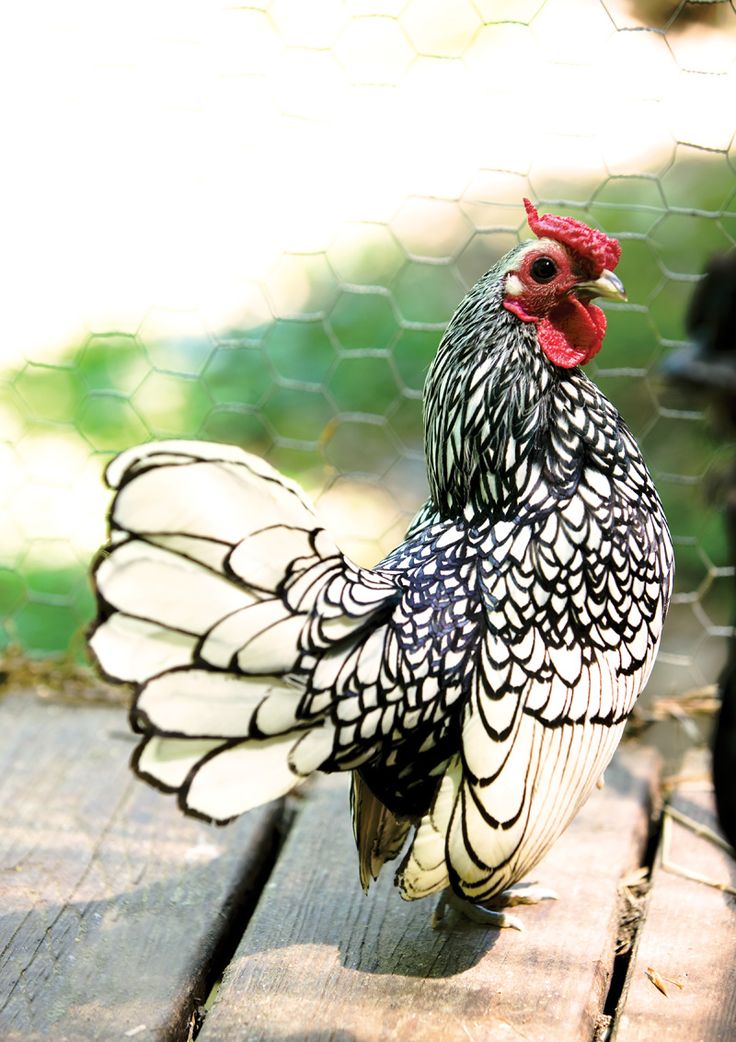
[0,692,282,1042]
[614,749,736,1042]
[200,747,658,1042]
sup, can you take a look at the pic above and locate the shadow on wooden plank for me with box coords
[0,693,283,1042]
[200,748,658,1042]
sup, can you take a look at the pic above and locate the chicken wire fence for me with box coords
[1,0,735,711]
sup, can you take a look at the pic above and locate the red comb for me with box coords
[523,198,621,275]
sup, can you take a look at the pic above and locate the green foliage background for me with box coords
[3,156,735,666]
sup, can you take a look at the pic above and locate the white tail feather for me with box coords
[184,734,309,820]
[228,526,316,589]
[96,540,255,634]
[137,736,224,790]
[92,439,397,822]
[89,614,196,683]
[136,669,299,738]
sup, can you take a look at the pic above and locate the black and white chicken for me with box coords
[89,200,674,925]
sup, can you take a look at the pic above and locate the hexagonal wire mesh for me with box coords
[1,0,735,726]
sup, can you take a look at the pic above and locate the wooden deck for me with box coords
[0,690,734,1042]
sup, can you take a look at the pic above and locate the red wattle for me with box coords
[537,299,606,369]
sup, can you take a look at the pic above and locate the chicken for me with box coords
[89,199,674,926]
[662,250,736,853]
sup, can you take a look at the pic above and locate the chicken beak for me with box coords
[575,269,627,303]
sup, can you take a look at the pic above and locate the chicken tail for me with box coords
[88,439,396,823]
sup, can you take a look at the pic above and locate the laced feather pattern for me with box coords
[89,222,673,907]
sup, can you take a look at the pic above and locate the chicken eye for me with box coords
[530,256,557,283]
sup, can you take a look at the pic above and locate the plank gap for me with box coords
[612,748,736,1042]
[0,694,292,1042]
[188,799,299,1042]
[601,769,664,1038]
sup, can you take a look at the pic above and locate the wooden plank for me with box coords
[200,747,657,1042]
[0,692,282,1042]
[614,749,736,1042]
